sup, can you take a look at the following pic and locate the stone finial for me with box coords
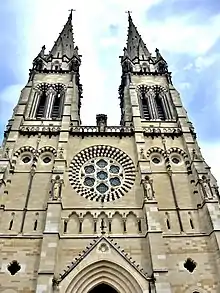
[96,114,107,132]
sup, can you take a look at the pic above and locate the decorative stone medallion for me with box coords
[69,145,136,202]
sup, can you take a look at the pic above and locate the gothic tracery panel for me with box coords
[138,84,173,121]
[30,83,66,119]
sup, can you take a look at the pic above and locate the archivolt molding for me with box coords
[38,146,57,156]
[167,147,190,166]
[13,146,37,158]
[184,286,207,293]
[146,147,166,158]
[66,261,142,293]
[56,237,149,293]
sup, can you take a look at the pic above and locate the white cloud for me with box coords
[144,13,220,55]
[200,141,220,182]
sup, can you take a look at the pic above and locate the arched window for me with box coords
[35,91,47,119]
[51,92,62,118]
[141,97,150,120]
[155,93,165,120]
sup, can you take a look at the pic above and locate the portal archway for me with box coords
[64,260,143,293]
[89,283,118,293]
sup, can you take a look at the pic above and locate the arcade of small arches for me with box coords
[63,211,143,235]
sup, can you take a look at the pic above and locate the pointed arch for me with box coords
[126,212,138,234]
[83,212,94,234]
[111,212,123,234]
[68,213,80,234]
[63,260,143,293]
[89,283,118,293]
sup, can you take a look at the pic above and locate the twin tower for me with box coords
[0,11,220,293]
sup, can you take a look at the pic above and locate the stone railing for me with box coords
[19,125,61,133]
[143,127,182,136]
[69,125,134,135]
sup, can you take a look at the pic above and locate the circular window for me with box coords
[69,145,136,202]
[43,156,52,164]
[172,157,181,164]
[152,157,161,164]
[22,156,31,164]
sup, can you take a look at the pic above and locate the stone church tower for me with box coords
[0,11,220,293]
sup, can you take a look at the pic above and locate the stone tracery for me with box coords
[137,84,173,121]
[30,82,67,119]
[69,145,135,202]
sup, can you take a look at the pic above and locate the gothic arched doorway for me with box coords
[89,284,118,293]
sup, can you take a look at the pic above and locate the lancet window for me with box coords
[139,85,173,121]
[30,83,65,119]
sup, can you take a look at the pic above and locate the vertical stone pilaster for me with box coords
[143,199,171,292]
[36,202,61,293]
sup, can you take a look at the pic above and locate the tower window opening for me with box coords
[64,220,68,233]
[34,219,38,231]
[165,212,171,230]
[55,65,59,71]
[166,219,171,230]
[9,219,13,230]
[109,221,112,233]
[155,93,165,120]
[142,97,150,120]
[51,92,62,119]
[188,212,194,229]
[138,219,142,233]
[123,221,127,233]
[36,91,47,119]
[79,221,82,233]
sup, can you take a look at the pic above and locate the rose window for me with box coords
[69,145,136,202]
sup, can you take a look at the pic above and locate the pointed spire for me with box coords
[126,13,150,61]
[50,11,75,59]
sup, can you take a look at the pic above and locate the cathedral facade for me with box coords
[0,11,220,293]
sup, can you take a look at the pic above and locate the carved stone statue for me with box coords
[51,175,63,200]
[214,185,220,198]
[199,176,213,199]
[4,147,9,159]
[139,148,146,160]
[58,147,64,159]
[142,175,155,200]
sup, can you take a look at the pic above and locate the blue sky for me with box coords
[0,0,220,180]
